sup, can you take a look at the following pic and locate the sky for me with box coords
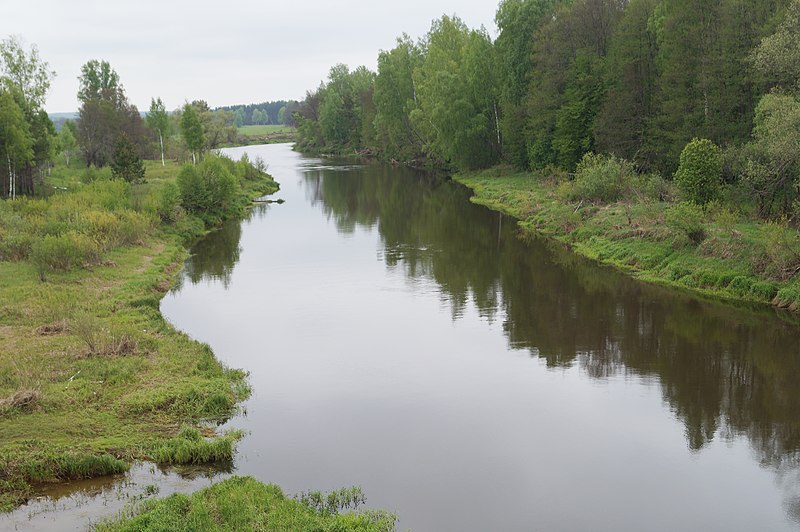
[3,0,500,113]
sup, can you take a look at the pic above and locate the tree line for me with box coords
[215,101,299,127]
[293,0,800,217]
[0,39,278,197]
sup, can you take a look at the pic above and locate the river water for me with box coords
[7,143,800,531]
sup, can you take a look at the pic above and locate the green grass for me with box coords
[237,125,293,136]
[0,156,279,512]
[456,169,800,312]
[149,427,242,465]
[233,125,297,146]
[96,476,396,532]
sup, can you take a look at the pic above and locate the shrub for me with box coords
[157,182,182,222]
[111,134,146,184]
[177,155,238,222]
[570,153,636,203]
[80,210,121,250]
[30,232,99,279]
[675,138,723,205]
[665,202,706,244]
[729,276,753,295]
[0,232,34,261]
[760,220,800,280]
[635,173,674,202]
[115,211,153,246]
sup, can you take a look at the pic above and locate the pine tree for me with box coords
[110,134,145,183]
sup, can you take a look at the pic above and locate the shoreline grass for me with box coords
[455,168,800,317]
[95,476,396,531]
[0,156,278,512]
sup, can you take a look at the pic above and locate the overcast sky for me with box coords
[4,1,500,113]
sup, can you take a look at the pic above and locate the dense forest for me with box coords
[294,0,799,216]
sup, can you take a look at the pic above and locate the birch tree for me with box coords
[146,97,169,166]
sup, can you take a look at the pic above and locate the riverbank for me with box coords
[0,158,278,511]
[455,168,800,315]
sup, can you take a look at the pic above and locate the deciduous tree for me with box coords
[146,97,169,166]
[180,103,205,164]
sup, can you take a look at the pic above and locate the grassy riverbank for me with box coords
[456,168,800,314]
[96,476,395,531]
[0,157,278,511]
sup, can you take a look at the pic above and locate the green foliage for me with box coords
[0,88,34,185]
[146,97,170,165]
[665,202,707,244]
[675,138,722,205]
[750,0,800,93]
[149,428,242,465]
[552,51,605,170]
[410,15,500,169]
[111,134,146,183]
[157,182,182,222]
[180,103,205,162]
[78,59,123,105]
[741,93,800,217]
[570,153,637,203]
[494,0,564,168]
[594,0,658,163]
[373,36,425,161]
[176,155,237,222]
[760,220,800,280]
[315,64,376,149]
[56,123,77,165]
[30,232,99,279]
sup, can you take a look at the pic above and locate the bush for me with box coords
[675,138,723,205]
[111,134,146,184]
[760,220,800,280]
[0,232,34,261]
[115,211,153,246]
[30,232,99,280]
[665,202,706,244]
[157,182,182,222]
[570,153,637,203]
[177,155,238,222]
[635,173,674,202]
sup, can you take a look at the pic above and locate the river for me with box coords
[7,143,800,531]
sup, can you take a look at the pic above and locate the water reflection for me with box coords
[300,162,800,486]
[182,204,270,288]
[4,462,230,531]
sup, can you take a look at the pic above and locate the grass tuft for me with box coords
[149,428,242,465]
[95,476,396,532]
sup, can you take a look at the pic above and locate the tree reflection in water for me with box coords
[302,161,800,508]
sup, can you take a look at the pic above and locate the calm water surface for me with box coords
[7,143,800,530]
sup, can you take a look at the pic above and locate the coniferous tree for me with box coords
[110,133,145,183]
